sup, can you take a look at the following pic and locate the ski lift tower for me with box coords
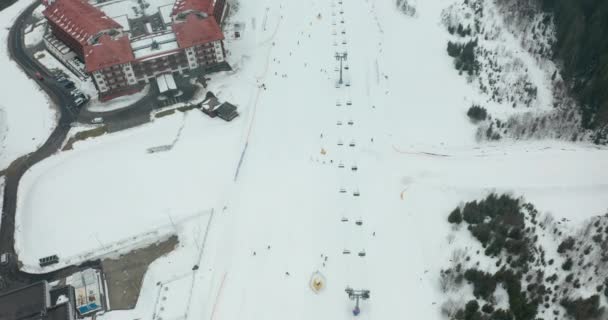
[345,287,370,316]
[335,51,348,85]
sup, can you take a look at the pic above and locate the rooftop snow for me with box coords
[159,4,173,25]
[95,0,177,20]
[131,32,179,58]
[111,14,130,31]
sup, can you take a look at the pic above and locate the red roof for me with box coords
[84,35,134,72]
[43,0,121,47]
[172,14,224,48]
[171,0,214,16]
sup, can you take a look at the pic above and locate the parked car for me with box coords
[74,97,85,106]
[91,117,103,124]
[69,89,82,97]
[63,81,75,89]
[0,253,10,266]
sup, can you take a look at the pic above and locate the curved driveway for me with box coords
[0,0,97,290]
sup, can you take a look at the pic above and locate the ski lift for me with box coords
[346,99,352,105]
[341,19,345,24]
[342,39,347,44]
[353,190,360,197]
[337,120,343,126]
[339,187,347,193]
[337,140,344,146]
[349,140,356,147]
[344,64,350,70]
[358,250,366,257]
[351,165,358,171]
[338,162,345,168]
[336,100,342,106]
[355,219,363,226]
[345,287,370,316]
[347,120,354,125]
[332,30,337,35]
[342,249,351,254]
[341,217,349,222]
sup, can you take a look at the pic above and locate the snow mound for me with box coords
[395,0,417,17]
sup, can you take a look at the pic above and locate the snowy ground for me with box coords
[16,108,244,269]
[24,21,45,48]
[35,49,74,75]
[0,0,57,170]
[13,0,608,319]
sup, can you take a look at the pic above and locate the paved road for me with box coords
[0,0,98,291]
[0,0,19,12]
[78,75,199,133]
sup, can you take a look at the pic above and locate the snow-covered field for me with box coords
[0,0,57,170]
[13,0,608,319]
[16,108,244,268]
[24,21,45,48]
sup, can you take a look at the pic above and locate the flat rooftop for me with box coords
[0,281,49,320]
[45,303,73,320]
[131,32,178,59]
[94,0,176,20]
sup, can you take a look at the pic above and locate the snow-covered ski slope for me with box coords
[14,0,608,319]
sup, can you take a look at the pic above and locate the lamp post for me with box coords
[335,52,348,85]
[345,287,370,316]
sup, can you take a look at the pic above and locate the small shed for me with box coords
[200,96,221,117]
[215,102,239,121]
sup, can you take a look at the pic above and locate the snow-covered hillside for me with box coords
[0,0,57,170]
[441,194,608,319]
[441,0,590,143]
[12,0,608,319]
